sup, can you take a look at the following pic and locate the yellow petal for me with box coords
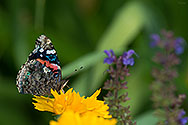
[90,89,101,99]
[32,95,54,112]
[49,110,116,125]
[51,89,60,99]
[83,89,111,118]
[32,88,111,119]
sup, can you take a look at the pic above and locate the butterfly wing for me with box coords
[16,35,62,96]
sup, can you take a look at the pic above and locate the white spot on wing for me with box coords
[40,54,43,57]
[46,49,56,54]
[39,48,44,52]
[33,46,39,54]
[43,67,50,73]
[46,39,51,44]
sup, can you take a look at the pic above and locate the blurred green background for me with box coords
[0,0,188,124]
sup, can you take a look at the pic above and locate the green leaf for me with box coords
[71,72,92,96]
[91,1,148,91]
[62,51,104,78]
[97,1,146,50]
[64,1,149,95]
[136,110,158,125]
[121,61,152,114]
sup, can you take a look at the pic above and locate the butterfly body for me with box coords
[16,35,62,96]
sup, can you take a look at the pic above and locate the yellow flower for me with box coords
[50,110,117,125]
[83,89,111,118]
[32,88,111,118]
[32,96,54,113]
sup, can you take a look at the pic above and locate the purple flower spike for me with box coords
[122,49,137,66]
[175,37,185,55]
[123,58,134,66]
[178,110,188,125]
[104,49,116,64]
[178,110,186,118]
[151,34,160,41]
[180,117,188,125]
[150,34,160,47]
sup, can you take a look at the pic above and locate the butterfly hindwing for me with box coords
[16,35,62,96]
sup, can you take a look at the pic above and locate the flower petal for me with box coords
[123,58,134,66]
[104,58,114,64]
[104,50,111,57]
[50,110,116,125]
[33,88,111,118]
[127,49,137,58]
[150,34,160,42]
[32,95,54,112]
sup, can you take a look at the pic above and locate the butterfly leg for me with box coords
[60,80,69,93]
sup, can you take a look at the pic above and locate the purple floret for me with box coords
[122,50,137,66]
[104,50,116,64]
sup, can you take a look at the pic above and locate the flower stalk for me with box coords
[150,30,188,125]
[103,49,136,125]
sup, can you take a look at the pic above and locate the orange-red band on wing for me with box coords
[36,58,60,73]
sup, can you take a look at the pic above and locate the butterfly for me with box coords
[16,35,64,96]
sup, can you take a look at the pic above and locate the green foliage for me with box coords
[136,111,158,125]
[0,0,188,124]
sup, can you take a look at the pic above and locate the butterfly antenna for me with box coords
[60,66,83,92]
[66,84,70,89]
[63,66,83,80]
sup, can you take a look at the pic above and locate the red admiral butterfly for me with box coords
[16,35,64,96]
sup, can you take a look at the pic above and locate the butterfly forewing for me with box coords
[16,35,63,96]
